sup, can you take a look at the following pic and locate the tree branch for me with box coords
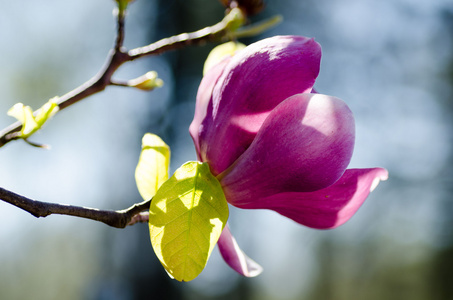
[128,18,230,59]
[0,9,240,148]
[0,187,151,228]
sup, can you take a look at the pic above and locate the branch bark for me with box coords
[0,187,151,228]
[0,6,244,227]
[0,9,237,148]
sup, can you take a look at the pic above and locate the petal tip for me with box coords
[370,168,389,192]
[218,225,263,277]
[245,262,264,277]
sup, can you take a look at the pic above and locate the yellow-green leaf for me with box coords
[149,161,229,282]
[7,97,59,139]
[35,97,59,127]
[135,133,170,201]
[7,103,38,137]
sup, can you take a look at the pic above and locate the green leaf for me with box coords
[7,103,38,137]
[7,97,59,139]
[135,133,170,201]
[233,15,283,39]
[149,161,229,282]
[35,97,59,127]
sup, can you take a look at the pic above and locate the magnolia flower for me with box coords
[189,35,388,276]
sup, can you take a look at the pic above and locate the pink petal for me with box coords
[189,58,231,159]
[197,36,322,175]
[219,93,355,204]
[230,168,389,229]
[217,224,263,277]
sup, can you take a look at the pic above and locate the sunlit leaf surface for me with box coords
[149,161,229,281]
[7,97,59,138]
[135,133,170,201]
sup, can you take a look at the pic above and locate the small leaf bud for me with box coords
[223,7,246,33]
[128,71,164,91]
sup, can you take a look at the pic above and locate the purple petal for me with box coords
[196,36,322,175]
[229,168,389,229]
[189,58,231,159]
[217,224,263,277]
[219,93,355,205]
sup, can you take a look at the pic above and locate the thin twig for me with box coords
[0,187,151,228]
[115,9,126,52]
[127,211,150,226]
[0,10,237,148]
[0,7,243,227]
[128,20,229,59]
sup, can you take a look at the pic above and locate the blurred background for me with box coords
[0,0,452,299]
